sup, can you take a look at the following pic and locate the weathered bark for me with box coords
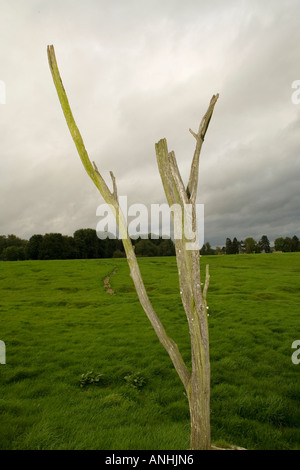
[155,127,216,449]
[47,44,219,450]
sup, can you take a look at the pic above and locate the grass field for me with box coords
[0,253,300,450]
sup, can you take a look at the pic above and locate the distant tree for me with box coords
[73,228,99,259]
[208,242,215,255]
[26,234,43,260]
[2,246,26,261]
[112,249,126,258]
[255,243,261,253]
[225,237,232,254]
[259,235,271,253]
[274,237,292,252]
[283,237,293,252]
[0,234,27,258]
[109,238,124,258]
[147,234,163,246]
[96,233,122,258]
[291,235,300,252]
[0,236,7,258]
[63,235,79,259]
[200,242,215,256]
[274,237,285,251]
[244,237,257,254]
[0,235,28,260]
[231,237,239,254]
[6,234,27,248]
[157,239,176,256]
[135,239,158,257]
[39,233,65,260]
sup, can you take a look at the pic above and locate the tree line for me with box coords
[0,230,175,261]
[200,235,300,255]
[1,231,300,261]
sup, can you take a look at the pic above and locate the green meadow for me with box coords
[0,253,300,450]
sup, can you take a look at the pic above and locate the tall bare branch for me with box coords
[187,93,219,202]
[47,44,191,393]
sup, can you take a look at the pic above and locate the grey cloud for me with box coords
[0,0,299,247]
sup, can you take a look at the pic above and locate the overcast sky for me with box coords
[1,0,300,247]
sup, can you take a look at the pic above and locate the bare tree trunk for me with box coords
[47,44,218,450]
[155,135,215,450]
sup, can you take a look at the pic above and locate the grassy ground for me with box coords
[0,254,300,449]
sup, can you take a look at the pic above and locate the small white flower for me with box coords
[206,306,209,309]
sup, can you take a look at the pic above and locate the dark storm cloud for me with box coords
[0,0,299,245]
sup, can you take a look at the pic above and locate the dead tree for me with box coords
[47,45,218,450]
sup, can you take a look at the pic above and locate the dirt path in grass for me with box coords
[103,266,118,295]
